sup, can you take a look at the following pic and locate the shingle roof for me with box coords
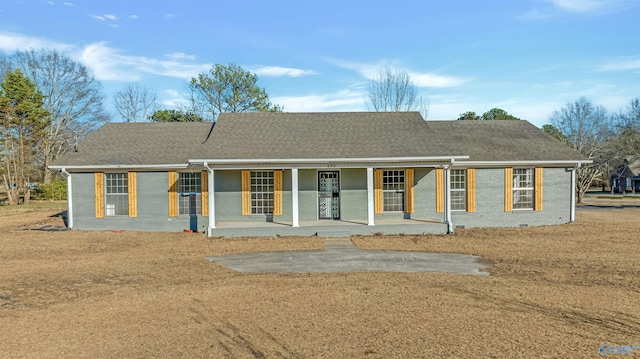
[51,122,214,167]
[202,112,461,160]
[52,112,587,168]
[425,120,587,162]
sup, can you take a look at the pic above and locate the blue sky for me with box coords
[0,0,639,127]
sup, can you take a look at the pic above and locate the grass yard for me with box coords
[0,200,639,358]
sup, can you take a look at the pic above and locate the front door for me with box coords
[318,171,340,220]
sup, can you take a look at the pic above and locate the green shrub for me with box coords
[33,179,67,200]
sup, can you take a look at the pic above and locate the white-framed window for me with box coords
[105,173,128,216]
[450,169,467,211]
[383,170,405,212]
[178,172,201,215]
[513,168,534,210]
[251,171,274,214]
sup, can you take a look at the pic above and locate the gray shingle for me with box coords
[52,112,587,167]
[52,122,214,167]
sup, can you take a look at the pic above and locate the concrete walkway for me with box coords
[207,239,489,275]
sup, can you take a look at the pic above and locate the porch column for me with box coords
[570,167,576,223]
[292,168,299,227]
[367,167,375,226]
[444,166,453,233]
[61,168,73,229]
[208,167,216,235]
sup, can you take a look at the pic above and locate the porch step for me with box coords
[316,230,351,238]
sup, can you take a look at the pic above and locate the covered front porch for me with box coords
[208,217,448,237]
[190,156,469,237]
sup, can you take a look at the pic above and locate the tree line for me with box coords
[1,47,638,206]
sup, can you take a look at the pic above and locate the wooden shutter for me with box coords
[128,172,137,218]
[435,168,444,213]
[405,168,414,213]
[241,170,250,216]
[201,170,208,217]
[504,167,513,212]
[374,169,383,214]
[534,167,543,211]
[466,169,476,213]
[168,171,178,217]
[273,170,283,216]
[94,172,104,218]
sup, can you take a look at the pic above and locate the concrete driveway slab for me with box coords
[207,239,489,275]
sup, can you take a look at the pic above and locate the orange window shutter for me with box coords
[405,168,414,213]
[504,168,513,212]
[95,172,104,218]
[534,167,543,211]
[273,170,283,216]
[435,168,444,213]
[467,169,476,213]
[168,171,178,217]
[128,172,137,218]
[201,170,209,217]
[241,170,250,216]
[374,169,383,214]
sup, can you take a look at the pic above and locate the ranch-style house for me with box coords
[50,112,590,237]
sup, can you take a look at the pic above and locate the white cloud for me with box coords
[328,58,467,88]
[410,72,469,88]
[63,2,73,5]
[326,58,386,79]
[162,89,190,108]
[90,14,117,22]
[595,57,640,72]
[0,33,211,82]
[165,52,196,61]
[129,14,138,20]
[252,66,316,77]
[272,89,366,112]
[0,31,72,53]
[78,42,211,81]
[166,13,177,19]
[548,0,607,12]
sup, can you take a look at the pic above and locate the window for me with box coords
[513,168,534,209]
[105,173,128,216]
[450,169,466,211]
[178,172,201,215]
[383,170,405,212]
[251,171,274,214]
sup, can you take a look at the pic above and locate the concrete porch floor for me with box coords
[209,218,448,237]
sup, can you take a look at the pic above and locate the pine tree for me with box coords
[0,69,50,205]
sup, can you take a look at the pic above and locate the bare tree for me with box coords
[367,66,418,113]
[7,49,109,183]
[114,83,158,123]
[550,97,612,203]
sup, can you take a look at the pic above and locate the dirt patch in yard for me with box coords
[1,203,639,358]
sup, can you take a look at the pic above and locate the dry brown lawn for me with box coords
[1,200,639,358]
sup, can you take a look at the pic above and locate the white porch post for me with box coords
[292,168,299,227]
[61,168,72,229]
[367,167,375,226]
[207,165,215,236]
[570,167,576,223]
[444,166,453,233]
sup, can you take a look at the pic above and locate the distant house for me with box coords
[50,112,589,237]
[611,156,640,194]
